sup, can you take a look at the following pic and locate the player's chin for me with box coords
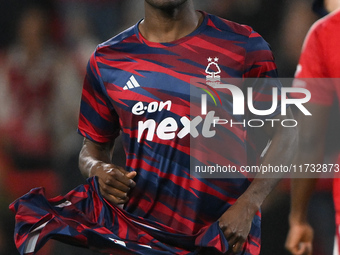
[145,0,188,10]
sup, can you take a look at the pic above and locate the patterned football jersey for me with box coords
[11,11,282,255]
[10,177,230,255]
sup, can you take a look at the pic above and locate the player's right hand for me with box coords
[285,222,313,255]
[92,163,137,205]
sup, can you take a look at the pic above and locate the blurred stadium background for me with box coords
[0,0,336,254]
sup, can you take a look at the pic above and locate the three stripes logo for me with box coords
[123,75,141,90]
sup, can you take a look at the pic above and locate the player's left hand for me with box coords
[218,199,257,254]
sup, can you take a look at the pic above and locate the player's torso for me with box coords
[97,24,251,163]
[95,18,255,233]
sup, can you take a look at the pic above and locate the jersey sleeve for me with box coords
[293,23,335,106]
[296,22,326,79]
[77,51,120,143]
[243,30,282,119]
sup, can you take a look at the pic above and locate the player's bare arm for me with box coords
[79,138,137,205]
[286,103,331,255]
[219,108,297,254]
[285,179,315,255]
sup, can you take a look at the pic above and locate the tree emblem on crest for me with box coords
[206,57,221,84]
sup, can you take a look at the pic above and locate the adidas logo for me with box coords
[123,75,141,90]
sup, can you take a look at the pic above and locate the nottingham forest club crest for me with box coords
[206,57,221,86]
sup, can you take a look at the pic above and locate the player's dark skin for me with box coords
[79,0,297,253]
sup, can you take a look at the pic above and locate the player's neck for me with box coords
[139,2,202,43]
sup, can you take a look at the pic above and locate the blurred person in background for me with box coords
[285,0,340,255]
[0,0,61,205]
[0,1,62,254]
